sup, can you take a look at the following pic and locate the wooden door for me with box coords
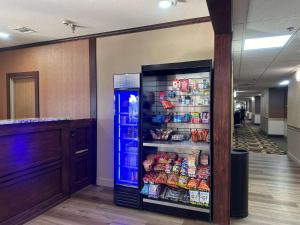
[7,72,39,119]
[13,77,36,119]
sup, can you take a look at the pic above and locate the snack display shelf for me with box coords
[143,198,210,213]
[143,140,209,151]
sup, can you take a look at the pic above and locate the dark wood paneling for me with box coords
[70,119,96,193]
[0,130,61,177]
[0,17,210,52]
[212,34,232,225]
[269,87,287,118]
[0,166,61,222]
[89,38,97,119]
[255,96,261,114]
[206,0,231,34]
[6,71,40,119]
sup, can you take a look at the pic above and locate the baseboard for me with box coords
[97,177,114,187]
[288,152,300,165]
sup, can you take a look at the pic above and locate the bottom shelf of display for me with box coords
[143,198,210,213]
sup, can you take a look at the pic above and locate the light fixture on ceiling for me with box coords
[234,90,237,98]
[251,97,255,101]
[0,32,10,39]
[279,80,290,86]
[244,35,292,50]
[296,68,300,82]
[159,0,173,8]
[158,0,186,9]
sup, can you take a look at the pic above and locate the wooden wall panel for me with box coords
[212,34,232,225]
[269,87,287,118]
[0,40,90,120]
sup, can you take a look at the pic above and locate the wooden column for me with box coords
[212,33,232,225]
[206,0,232,224]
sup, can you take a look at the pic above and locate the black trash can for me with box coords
[231,149,249,218]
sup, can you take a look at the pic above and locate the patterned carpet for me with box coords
[233,122,287,155]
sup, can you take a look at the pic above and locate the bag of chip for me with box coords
[179,190,190,204]
[189,190,201,205]
[180,79,189,92]
[177,175,188,189]
[155,173,168,184]
[148,184,161,199]
[199,191,210,207]
[140,183,150,195]
[167,174,179,188]
[187,178,199,189]
[165,188,182,202]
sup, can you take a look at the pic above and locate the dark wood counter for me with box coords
[0,119,96,225]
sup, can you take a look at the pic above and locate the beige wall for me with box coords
[0,40,90,120]
[96,23,214,186]
[287,73,300,163]
[288,74,300,128]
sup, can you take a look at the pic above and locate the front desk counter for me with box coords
[0,118,96,225]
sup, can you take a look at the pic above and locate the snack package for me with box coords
[177,175,188,189]
[180,159,188,176]
[191,112,201,124]
[159,91,166,102]
[197,166,210,180]
[201,112,210,124]
[188,166,197,178]
[167,90,176,98]
[198,180,210,192]
[155,173,168,184]
[143,172,157,184]
[187,154,198,167]
[161,100,174,109]
[191,130,199,142]
[199,191,210,207]
[159,186,168,199]
[203,79,210,89]
[180,79,189,92]
[154,163,166,172]
[140,183,150,195]
[200,154,209,166]
[189,190,201,205]
[143,158,154,172]
[179,190,190,204]
[187,178,199,189]
[165,188,182,202]
[167,173,179,188]
[173,79,181,89]
[148,184,161,199]
[172,159,182,174]
[165,159,174,174]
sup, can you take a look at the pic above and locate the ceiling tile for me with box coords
[247,0,300,23]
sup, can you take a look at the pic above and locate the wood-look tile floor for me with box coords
[26,153,300,225]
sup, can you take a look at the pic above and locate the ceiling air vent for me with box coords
[14,27,36,34]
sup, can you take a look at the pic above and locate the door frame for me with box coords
[6,71,40,119]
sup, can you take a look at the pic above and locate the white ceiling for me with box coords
[233,0,300,97]
[0,0,209,48]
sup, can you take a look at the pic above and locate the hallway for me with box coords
[233,121,286,155]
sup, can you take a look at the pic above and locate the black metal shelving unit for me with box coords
[140,60,213,221]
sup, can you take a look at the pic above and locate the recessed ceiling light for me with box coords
[244,35,291,50]
[0,32,10,39]
[296,68,300,82]
[159,0,172,8]
[279,80,290,86]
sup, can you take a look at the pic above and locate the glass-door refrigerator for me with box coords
[114,74,141,208]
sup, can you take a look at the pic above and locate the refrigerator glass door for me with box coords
[114,90,139,188]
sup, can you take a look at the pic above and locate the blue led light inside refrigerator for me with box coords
[114,74,141,208]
